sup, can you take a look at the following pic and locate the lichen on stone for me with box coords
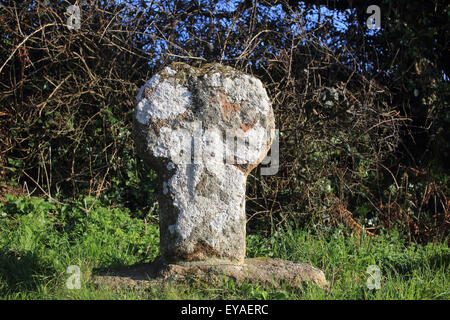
[133,62,275,264]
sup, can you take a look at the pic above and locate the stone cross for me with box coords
[130,63,327,289]
[133,63,275,265]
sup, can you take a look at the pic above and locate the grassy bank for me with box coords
[0,195,448,300]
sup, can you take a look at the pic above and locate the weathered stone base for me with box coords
[92,256,328,291]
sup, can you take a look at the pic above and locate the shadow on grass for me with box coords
[0,249,54,295]
[382,250,450,278]
[92,256,161,281]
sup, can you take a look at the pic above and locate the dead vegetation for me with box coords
[0,1,447,242]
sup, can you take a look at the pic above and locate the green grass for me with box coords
[0,195,448,300]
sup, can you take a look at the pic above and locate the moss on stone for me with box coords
[167,62,239,84]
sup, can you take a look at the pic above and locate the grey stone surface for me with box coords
[99,63,329,292]
[93,256,329,290]
[133,63,275,264]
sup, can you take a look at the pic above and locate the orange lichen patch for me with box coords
[240,120,256,133]
[217,91,240,120]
